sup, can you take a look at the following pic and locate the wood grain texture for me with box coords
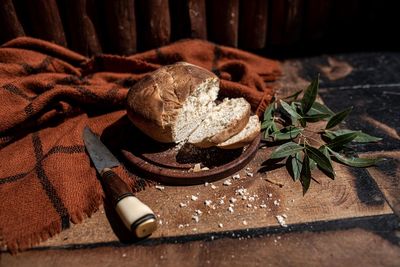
[14,0,67,46]
[207,0,239,47]
[170,0,207,40]
[59,0,102,56]
[364,151,400,217]
[239,0,268,50]
[3,227,399,267]
[136,0,171,50]
[103,0,137,55]
[0,0,24,44]
[268,0,304,46]
[31,61,393,249]
[188,0,207,39]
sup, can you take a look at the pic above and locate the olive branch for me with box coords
[261,75,384,194]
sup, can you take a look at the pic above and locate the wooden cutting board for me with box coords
[101,115,260,185]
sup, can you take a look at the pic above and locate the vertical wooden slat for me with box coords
[59,0,102,56]
[268,0,304,46]
[14,0,67,46]
[239,0,268,50]
[169,0,207,41]
[103,0,137,55]
[136,0,171,50]
[169,0,190,41]
[207,0,239,47]
[0,0,25,44]
[188,0,207,39]
[303,0,332,42]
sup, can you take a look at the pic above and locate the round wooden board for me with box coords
[103,116,260,186]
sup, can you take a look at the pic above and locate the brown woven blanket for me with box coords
[0,37,281,251]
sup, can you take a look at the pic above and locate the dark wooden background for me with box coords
[1,0,399,58]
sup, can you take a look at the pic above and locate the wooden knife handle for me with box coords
[101,168,157,238]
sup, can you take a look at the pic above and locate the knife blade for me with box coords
[83,126,157,238]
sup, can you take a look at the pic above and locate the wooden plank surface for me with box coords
[2,53,400,266]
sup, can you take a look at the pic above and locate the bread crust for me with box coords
[193,105,251,148]
[218,115,261,149]
[126,62,218,143]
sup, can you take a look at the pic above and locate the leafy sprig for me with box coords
[261,75,384,194]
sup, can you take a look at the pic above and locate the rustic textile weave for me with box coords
[0,37,281,251]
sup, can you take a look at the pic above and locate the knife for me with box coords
[83,126,157,238]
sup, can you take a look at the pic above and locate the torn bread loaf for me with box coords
[217,115,261,149]
[126,62,219,143]
[188,98,251,148]
[126,62,259,149]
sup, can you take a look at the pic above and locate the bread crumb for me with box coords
[204,182,209,187]
[260,204,267,208]
[273,200,280,206]
[204,200,213,206]
[195,209,202,215]
[155,185,165,190]
[243,220,248,226]
[193,163,202,172]
[223,179,232,186]
[191,195,198,201]
[229,197,237,203]
[228,206,234,213]
[268,193,273,198]
[218,223,223,228]
[236,188,248,196]
[247,204,252,208]
[178,224,184,229]
[211,184,217,190]
[219,199,225,205]
[192,215,200,223]
[122,253,127,258]
[246,172,254,177]
[232,174,241,180]
[276,215,288,227]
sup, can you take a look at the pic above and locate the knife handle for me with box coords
[101,168,157,238]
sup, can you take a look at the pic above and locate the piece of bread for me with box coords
[188,98,251,148]
[126,62,219,143]
[217,115,261,149]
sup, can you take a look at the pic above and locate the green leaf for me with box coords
[327,129,382,143]
[302,113,331,122]
[299,118,307,127]
[283,89,303,101]
[328,148,385,167]
[327,132,359,151]
[261,120,273,130]
[291,152,302,181]
[306,145,335,179]
[320,145,333,167]
[263,103,275,122]
[300,154,312,195]
[270,142,304,159]
[301,75,319,114]
[309,158,317,170]
[307,102,335,116]
[280,100,302,119]
[291,102,300,124]
[325,107,353,129]
[271,126,303,141]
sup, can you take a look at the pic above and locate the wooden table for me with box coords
[2,53,400,266]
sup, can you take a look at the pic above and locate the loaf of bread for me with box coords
[126,62,260,148]
[126,62,219,143]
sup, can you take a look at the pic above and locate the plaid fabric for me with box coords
[0,37,281,251]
